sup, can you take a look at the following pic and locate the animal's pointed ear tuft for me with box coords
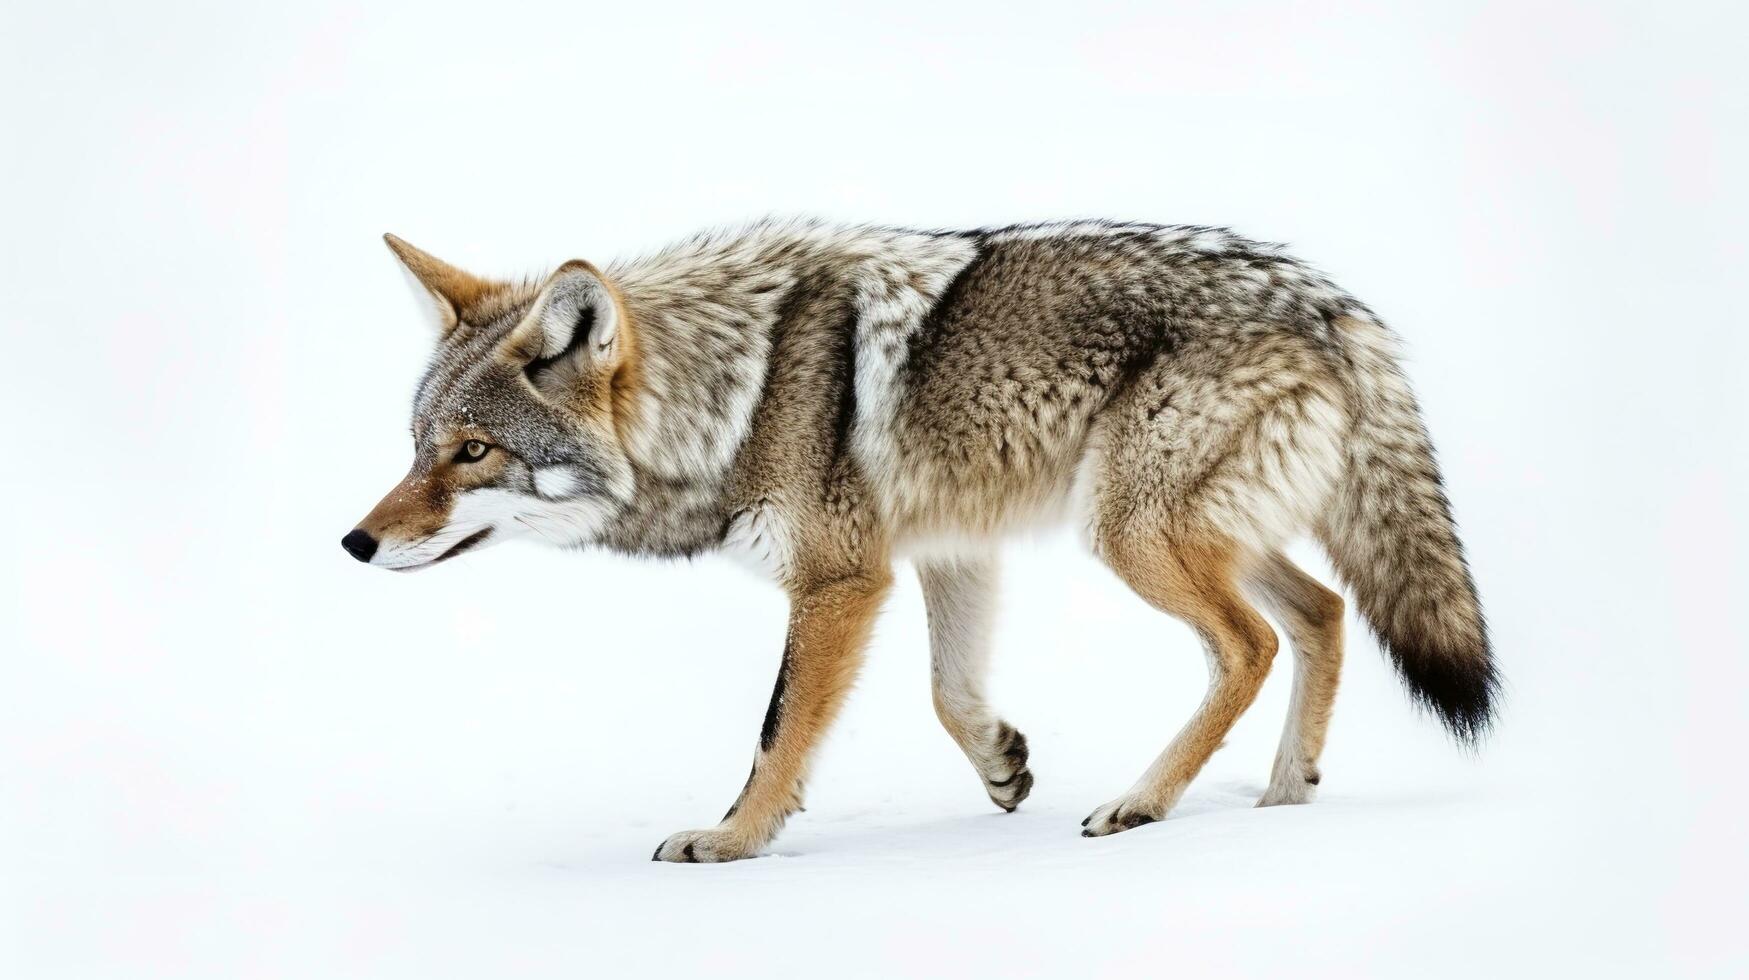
[510,260,626,387]
[383,234,502,336]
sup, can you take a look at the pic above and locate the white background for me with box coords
[3,1,1744,976]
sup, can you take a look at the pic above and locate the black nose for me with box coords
[340,529,378,563]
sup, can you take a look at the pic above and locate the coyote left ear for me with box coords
[512,260,626,378]
[383,233,502,336]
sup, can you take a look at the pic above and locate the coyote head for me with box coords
[341,236,637,570]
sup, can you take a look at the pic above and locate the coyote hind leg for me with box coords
[1247,551,1345,805]
[917,556,1033,811]
[1081,529,1279,836]
[1076,329,1347,835]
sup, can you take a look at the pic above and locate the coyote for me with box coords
[343,219,1496,862]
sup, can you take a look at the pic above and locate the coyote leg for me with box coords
[1082,530,1278,836]
[1247,551,1345,806]
[653,569,892,862]
[917,555,1033,811]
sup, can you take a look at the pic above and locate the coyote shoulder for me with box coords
[343,219,1496,862]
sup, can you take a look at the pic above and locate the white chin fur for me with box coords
[371,520,492,569]
[449,487,616,550]
[371,485,617,569]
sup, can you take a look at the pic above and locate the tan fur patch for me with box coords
[355,468,456,543]
[1097,529,1279,814]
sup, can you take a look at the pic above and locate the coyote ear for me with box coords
[511,260,625,381]
[383,233,501,335]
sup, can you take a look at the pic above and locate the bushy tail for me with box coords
[1318,314,1498,744]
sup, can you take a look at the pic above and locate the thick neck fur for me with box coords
[605,225,804,486]
[581,219,979,558]
[590,221,826,557]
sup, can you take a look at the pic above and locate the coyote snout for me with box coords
[343,468,498,571]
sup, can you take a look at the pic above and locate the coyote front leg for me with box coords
[917,556,1033,811]
[653,569,892,862]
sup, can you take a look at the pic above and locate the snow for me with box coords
[3,1,1745,977]
[6,530,1739,977]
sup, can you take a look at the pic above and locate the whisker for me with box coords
[515,512,569,545]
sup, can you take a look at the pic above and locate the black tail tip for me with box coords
[1388,642,1501,746]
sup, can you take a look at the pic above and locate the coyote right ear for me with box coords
[508,260,627,377]
[383,234,502,336]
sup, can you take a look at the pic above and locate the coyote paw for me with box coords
[651,827,758,863]
[980,722,1034,812]
[1257,767,1320,807]
[1080,795,1163,837]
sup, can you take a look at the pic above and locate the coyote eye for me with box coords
[455,440,491,463]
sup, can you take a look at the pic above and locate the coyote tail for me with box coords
[1319,315,1499,743]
